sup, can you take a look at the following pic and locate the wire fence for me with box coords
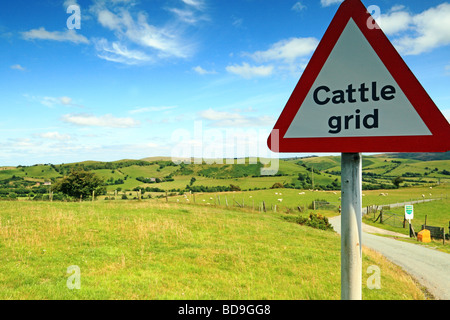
[374,210,406,228]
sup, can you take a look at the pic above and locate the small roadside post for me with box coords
[405,205,415,238]
[267,0,450,300]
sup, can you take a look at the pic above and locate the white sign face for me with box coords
[405,205,414,220]
[284,19,431,139]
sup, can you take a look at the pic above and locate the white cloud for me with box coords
[168,7,207,25]
[226,62,273,79]
[250,37,318,63]
[61,113,140,128]
[198,108,275,128]
[181,0,204,9]
[21,27,89,44]
[167,0,208,24]
[199,109,242,121]
[92,2,196,64]
[36,132,72,141]
[378,10,413,35]
[39,96,82,108]
[63,0,79,8]
[10,64,26,71]
[129,106,177,114]
[9,138,37,148]
[97,8,122,30]
[320,0,343,7]
[292,2,306,12]
[233,37,318,77]
[193,66,216,75]
[382,3,450,55]
[94,38,151,65]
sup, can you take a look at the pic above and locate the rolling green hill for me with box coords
[0,153,449,200]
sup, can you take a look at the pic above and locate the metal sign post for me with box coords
[340,153,362,300]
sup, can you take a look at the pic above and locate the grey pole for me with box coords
[340,153,362,300]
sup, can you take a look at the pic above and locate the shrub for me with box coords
[229,184,241,191]
[283,213,333,231]
[270,182,284,189]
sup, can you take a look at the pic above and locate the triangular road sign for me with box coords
[268,0,450,153]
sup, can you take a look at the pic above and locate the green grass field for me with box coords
[0,200,426,300]
[0,154,448,299]
[168,185,449,215]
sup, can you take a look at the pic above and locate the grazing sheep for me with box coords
[277,199,283,202]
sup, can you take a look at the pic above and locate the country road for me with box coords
[329,216,450,300]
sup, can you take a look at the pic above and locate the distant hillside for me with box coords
[0,153,449,200]
[379,152,450,161]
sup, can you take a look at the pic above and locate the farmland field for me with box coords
[0,200,425,300]
[0,153,448,300]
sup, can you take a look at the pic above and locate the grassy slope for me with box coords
[0,201,424,300]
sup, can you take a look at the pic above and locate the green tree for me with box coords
[392,176,404,188]
[54,169,105,199]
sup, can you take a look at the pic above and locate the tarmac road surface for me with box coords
[329,216,450,300]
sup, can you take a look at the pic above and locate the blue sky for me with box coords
[1,0,449,166]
